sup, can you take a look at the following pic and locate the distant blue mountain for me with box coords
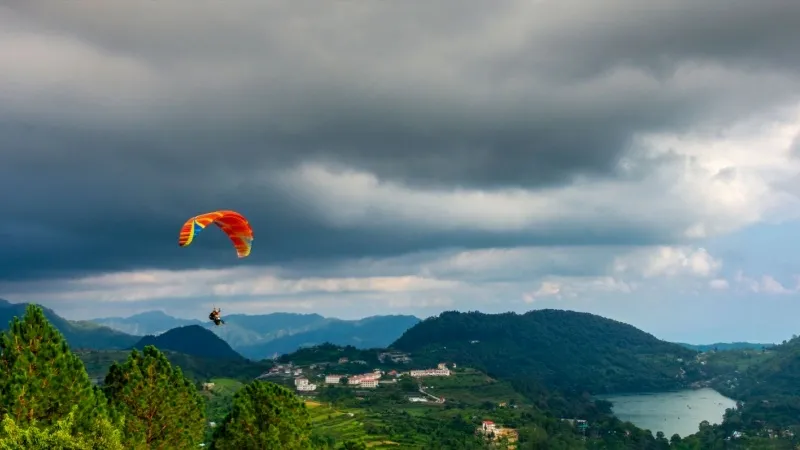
[235,314,423,359]
[90,310,421,360]
[92,310,203,336]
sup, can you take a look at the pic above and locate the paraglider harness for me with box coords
[209,308,224,326]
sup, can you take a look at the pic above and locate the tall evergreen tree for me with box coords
[102,345,205,449]
[0,304,101,432]
[210,380,313,450]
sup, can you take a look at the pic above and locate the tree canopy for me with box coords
[0,305,104,432]
[210,380,313,450]
[103,345,206,448]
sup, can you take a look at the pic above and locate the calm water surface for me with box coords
[597,388,736,438]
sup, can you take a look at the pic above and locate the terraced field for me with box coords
[306,400,422,449]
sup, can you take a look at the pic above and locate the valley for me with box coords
[2,298,798,448]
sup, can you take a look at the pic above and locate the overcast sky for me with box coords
[2,0,800,344]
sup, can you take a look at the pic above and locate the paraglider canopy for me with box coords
[178,210,253,258]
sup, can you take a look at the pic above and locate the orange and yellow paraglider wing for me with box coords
[177,211,227,248]
[213,211,254,258]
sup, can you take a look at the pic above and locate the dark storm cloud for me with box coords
[1,0,799,280]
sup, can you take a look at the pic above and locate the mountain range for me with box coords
[0,298,139,350]
[91,311,203,336]
[91,309,420,359]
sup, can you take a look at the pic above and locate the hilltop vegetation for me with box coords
[678,342,774,352]
[132,325,246,361]
[392,309,698,394]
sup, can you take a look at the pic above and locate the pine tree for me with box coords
[210,380,313,450]
[0,304,101,433]
[102,345,205,449]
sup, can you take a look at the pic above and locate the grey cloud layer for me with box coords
[1,0,799,280]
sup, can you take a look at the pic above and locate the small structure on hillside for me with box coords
[477,420,518,449]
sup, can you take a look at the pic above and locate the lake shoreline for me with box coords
[595,388,736,438]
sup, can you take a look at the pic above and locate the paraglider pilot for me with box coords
[209,307,224,326]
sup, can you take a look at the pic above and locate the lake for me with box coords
[597,388,737,438]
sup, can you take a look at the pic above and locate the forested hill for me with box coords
[391,309,699,394]
[132,325,245,361]
[0,298,139,349]
[713,337,800,418]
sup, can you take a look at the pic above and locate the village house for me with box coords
[410,367,451,377]
[295,377,317,391]
[202,382,215,391]
[325,375,343,384]
[379,352,412,364]
[478,420,518,449]
[360,379,379,388]
[344,372,381,386]
[338,357,349,364]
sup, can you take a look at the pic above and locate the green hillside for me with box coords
[391,309,699,394]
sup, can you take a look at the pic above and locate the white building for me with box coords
[325,375,343,384]
[295,378,309,386]
[360,379,379,388]
[346,373,380,385]
[410,368,451,377]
